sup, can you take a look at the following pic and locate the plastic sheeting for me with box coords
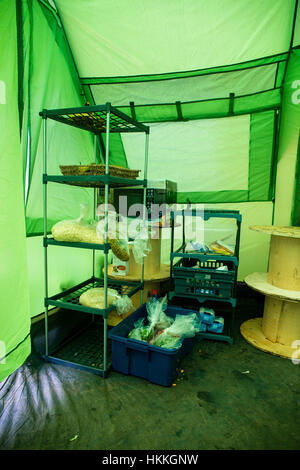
[0,1,31,382]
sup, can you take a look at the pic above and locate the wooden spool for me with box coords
[128,235,161,278]
[240,225,300,359]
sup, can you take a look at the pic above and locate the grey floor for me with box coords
[1,293,300,450]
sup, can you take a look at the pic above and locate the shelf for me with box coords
[250,225,300,238]
[244,272,300,301]
[198,318,234,345]
[171,249,239,266]
[106,263,170,282]
[40,103,149,134]
[171,208,242,221]
[46,276,143,318]
[44,321,112,377]
[168,291,237,307]
[44,174,147,188]
[44,237,110,252]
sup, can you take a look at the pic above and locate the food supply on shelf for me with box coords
[108,238,130,261]
[112,254,129,276]
[207,317,225,334]
[96,212,130,261]
[60,163,140,179]
[209,240,234,255]
[52,219,101,244]
[79,287,133,315]
[199,307,215,325]
[199,307,225,334]
[185,241,209,253]
[79,287,118,309]
[51,203,103,244]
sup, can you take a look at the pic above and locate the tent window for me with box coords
[121,115,250,193]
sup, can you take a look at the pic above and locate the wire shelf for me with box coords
[45,321,112,376]
[41,104,149,134]
[46,277,142,318]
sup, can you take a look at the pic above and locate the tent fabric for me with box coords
[21,0,127,236]
[0,0,31,382]
[55,0,294,77]
[274,47,300,225]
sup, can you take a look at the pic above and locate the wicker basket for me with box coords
[59,164,141,187]
[68,113,106,131]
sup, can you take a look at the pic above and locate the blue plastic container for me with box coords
[108,304,199,386]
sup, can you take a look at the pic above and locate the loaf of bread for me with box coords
[79,287,119,309]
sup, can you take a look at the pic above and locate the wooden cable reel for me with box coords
[240,225,300,359]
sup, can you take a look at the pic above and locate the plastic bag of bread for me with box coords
[52,204,104,244]
[79,287,133,315]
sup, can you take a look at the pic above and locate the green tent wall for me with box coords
[0,1,31,382]
[1,0,300,381]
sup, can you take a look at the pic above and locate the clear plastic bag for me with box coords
[130,221,152,264]
[128,318,153,342]
[51,204,103,244]
[79,286,133,316]
[111,293,133,316]
[146,295,173,331]
[128,296,173,342]
[152,313,202,349]
[132,238,152,264]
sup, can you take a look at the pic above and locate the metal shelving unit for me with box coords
[41,102,150,377]
[169,209,242,344]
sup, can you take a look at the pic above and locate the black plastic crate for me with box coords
[172,258,236,302]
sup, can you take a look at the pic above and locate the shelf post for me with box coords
[103,103,111,372]
[43,115,49,356]
[92,134,97,280]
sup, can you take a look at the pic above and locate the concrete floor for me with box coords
[1,292,300,450]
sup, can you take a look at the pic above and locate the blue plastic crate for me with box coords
[108,304,199,386]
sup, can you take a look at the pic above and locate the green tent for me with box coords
[1,0,300,381]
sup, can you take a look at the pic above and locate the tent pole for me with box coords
[140,131,149,305]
